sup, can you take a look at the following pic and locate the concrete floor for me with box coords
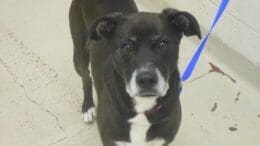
[0,0,260,146]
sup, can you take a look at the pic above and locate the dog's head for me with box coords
[89,9,201,100]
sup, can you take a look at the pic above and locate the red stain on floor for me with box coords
[209,62,237,84]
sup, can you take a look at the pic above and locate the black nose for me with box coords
[136,72,158,89]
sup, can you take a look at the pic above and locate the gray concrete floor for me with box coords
[0,0,260,146]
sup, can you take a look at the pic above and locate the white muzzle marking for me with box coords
[126,67,169,98]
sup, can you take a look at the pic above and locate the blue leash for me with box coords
[181,0,229,82]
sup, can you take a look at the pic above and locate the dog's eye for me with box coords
[159,41,168,49]
[121,43,134,53]
[122,44,130,50]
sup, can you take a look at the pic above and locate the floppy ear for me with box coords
[162,8,202,39]
[88,12,125,40]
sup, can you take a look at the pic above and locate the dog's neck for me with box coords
[143,70,181,124]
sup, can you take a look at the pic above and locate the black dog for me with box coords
[69,0,201,145]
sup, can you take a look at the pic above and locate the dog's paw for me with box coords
[82,107,96,124]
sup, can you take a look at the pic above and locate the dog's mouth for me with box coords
[138,90,160,97]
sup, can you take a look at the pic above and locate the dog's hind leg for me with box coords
[69,0,95,123]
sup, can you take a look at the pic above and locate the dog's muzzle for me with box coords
[136,70,158,96]
[126,64,169,98]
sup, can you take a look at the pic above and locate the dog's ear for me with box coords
[162,8,201,39]
[89,12,125,40]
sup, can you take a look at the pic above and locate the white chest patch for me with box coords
[127,96,155,144]
[117,96,165,145]
[129,113,150,145]
[116,114,165,146]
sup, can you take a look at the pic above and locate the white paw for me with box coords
[82,107,96,124]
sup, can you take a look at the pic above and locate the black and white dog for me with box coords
[69,0,201,145]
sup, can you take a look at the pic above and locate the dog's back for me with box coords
[72,0,138,26]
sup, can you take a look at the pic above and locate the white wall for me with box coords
[136,0,260,67]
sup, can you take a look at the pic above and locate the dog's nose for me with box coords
[136,72,158,89]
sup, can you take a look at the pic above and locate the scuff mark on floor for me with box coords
[235,91,241,103]
[209,62,237,84]
[237,91,241,97]
[211,102,218,112]
[235,98,239,103]
[229,126,238,131]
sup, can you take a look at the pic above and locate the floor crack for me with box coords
[186,72,210,84]
[0,58,66,133]
[0,58,18,84]
[21,86,66,132]
[48,136,67,146]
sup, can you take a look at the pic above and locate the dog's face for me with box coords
[89,9,201,99]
